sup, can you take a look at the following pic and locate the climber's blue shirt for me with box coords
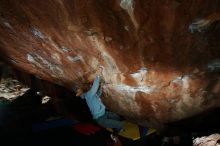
[80,76,106,119]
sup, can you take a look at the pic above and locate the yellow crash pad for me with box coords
[107,121,156,140]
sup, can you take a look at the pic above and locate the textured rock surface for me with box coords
[0,78,29,101]
[0,62,29,101]
[193,134,220,146]
[0,0,220,128]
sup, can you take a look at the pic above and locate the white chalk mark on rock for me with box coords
[51,53,62,64]
[189,19,210,33]
[115,84,154,93]
[120,0,138,29]
[67,55,81,62]
[3,22,13,30]
[124,25,129,31]
[27,53,64,77]
[130,67,148,84]
[27,54,42,68]
[104,36,112,42]
[31,27,45,39]
[61,46,70,52]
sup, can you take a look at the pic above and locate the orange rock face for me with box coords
[0,0,220,128]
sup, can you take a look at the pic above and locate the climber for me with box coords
[76,66,123,143]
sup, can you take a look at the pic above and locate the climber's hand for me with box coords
[96,65,104,76]
[76,88,83,97]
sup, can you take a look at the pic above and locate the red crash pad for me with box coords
[72,123,102,135]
